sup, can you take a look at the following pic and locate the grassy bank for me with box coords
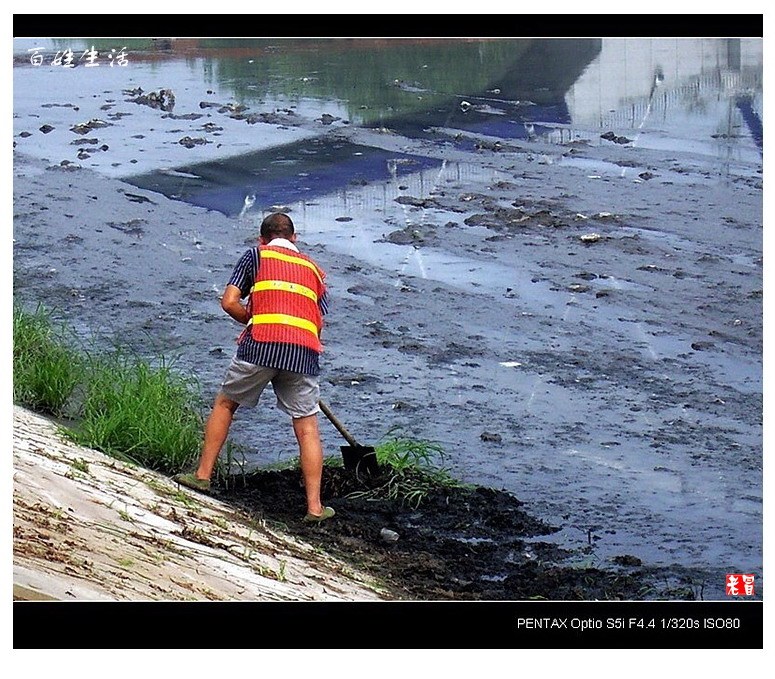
[13,304,462,504]
[13,304,203,474]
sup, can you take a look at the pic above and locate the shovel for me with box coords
[318,399,380,476]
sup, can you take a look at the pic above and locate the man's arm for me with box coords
[221,284,250,325]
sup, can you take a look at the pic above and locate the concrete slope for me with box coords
[12,406,388,602]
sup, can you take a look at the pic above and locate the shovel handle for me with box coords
[318,399,360,448]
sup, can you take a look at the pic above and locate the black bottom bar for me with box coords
[14,600,763,649]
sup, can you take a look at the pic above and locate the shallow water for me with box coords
[13,38,763,204]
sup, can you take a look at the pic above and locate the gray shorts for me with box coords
[220,358,320,418]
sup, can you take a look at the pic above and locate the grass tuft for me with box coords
[345,429,467,508]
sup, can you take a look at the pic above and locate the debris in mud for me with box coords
[568,283,591,293]
[39,125,55,134]
[70,119,111,135]
[465,206,563,231]
[382,225,437,246]
[580,233,602,243]
[601,131,633,145]
[122,192,156,205]
[48,161,81,172]
[162,112,203,121]
[200,122,223,133]
[613,554,643,567]
[592,211,619,222]
[480,431,502,443]
[318,113,340,125]
[107,219,146,237]
[380,528,400,543]
[395,195,443,209]
[326,372,379,387]
[126,88,176,112]
[178,136,209,149]
[219,102,248,116]
[245,110,302,126]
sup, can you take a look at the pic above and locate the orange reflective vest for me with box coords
[247,245,326,353]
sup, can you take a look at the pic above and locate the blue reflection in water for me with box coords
[736,96,763,152]
[126,140,441,217]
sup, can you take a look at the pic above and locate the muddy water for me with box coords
[12,38,763,598]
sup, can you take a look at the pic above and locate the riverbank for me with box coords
[13,405,388,602]
[13,400,726,603]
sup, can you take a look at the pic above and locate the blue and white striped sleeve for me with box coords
[227,248,258,299]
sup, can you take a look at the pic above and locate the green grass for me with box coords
[13,304,204,474]
[67,350,203,473]
[13,304,85,417]
[346,430,467,508]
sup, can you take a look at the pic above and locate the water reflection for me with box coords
[129,139,441,215]
[567,38,762,165]
[13,37,763,211]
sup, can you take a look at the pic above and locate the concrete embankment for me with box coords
[12,405,389,602]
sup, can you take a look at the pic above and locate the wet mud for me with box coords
[219,467,709,600]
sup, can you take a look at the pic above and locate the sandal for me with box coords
[173,472,211,494]
[303,506,335,523]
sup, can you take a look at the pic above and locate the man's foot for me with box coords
[174,473,211,494]
[303,506,335,523]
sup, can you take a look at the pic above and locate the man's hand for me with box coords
[221,284,250,324]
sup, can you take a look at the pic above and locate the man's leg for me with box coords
[292,414,325,516]
[196,391,240,480]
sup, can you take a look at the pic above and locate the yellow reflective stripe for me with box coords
[251,279,318,302]
[261,249,323,284]
[251,313,319,337]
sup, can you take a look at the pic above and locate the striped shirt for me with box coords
[227,241,328,376]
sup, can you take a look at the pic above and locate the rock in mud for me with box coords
[380,528,400,543]
[395,195,442,209]
[480,431,502,443]
[601,131,633,145]
[70,119,111,135]
[178,136,209,149]
[128,88,176,112]
[383,226,436,246]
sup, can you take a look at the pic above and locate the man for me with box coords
[175,212,335,522]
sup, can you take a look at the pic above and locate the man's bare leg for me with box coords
[293,414,325,516]
[196,392,240,480]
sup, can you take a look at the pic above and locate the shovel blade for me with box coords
[340,445,379,476]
